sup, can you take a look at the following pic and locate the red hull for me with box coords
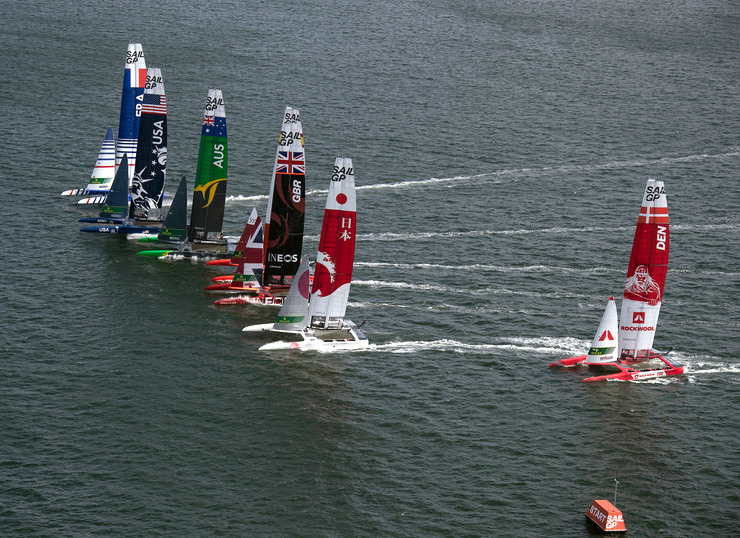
[206,259,237,266]
[549,355,587,367]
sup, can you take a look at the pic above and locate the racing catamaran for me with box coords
[63,43,146,201]
[137,89,233,258]
[243,157,368,350]
[205,106,306,302]
[550,179,684,381]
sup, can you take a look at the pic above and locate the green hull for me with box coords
[137,249,173,257]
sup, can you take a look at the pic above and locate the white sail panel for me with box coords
[308,157,357,329]
[584,297,619,365]
[272,255,311,333]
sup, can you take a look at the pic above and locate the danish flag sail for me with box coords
[307,157,357,330]
[129,67,167,221]
[263,107,305,288]
[116,43,147,186]
[619,179,669,361]
[188,89,227,244]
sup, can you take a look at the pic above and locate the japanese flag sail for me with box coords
[619,179,669,360]
[117,43,146,184]
[584,297,619,365]
[307,158,357,330]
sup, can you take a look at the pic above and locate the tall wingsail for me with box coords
[619,179,669,361]
[263,107,305,288]
[307,157,357,330]
[117,43,146,185]
[188,89,228,245]
[129,67,167,221]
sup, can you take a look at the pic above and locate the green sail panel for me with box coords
[189,89,227,243]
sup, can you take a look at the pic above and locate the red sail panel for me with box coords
[619,179,669,360]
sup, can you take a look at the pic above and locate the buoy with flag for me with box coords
[585,478,627,533]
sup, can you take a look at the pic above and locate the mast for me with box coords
[117,43,146,185]
[263,107,305,287]
[307,157,357,330]
[188,89,227,244]
[129,67,167,221]
[619,179,669,360]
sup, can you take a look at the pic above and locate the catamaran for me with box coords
[243,157,368,350]
[78,68,168,235]
[137,88,233,258]
[550,179,684,381]
[205,208,277,304]
[205,106,306,303]
[62,43,146,201]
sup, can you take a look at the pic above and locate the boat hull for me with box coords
[258,336,369,351]
[217,293,284,306]
[80,224,160,235]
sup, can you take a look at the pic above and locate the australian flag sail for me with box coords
[129,67,167,221]
[263,106,305,287]
[188,89,227,243]
[118,43,146,186]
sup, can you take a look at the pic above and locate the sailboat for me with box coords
[62,43,146,200]
[78,68,168,235]
[204,106,306,303]
[79,154,159,233]
[550,179,684,381]
[205,208,275,303]
[262,106,306,293]
[137,89,233,258]
[243,157,368,350]
[128,67,167,223]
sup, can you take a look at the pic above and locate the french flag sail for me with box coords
[619,179,669,361]
[117,43,147,186]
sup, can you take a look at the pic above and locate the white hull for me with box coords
[259,333,369,351]
[242,323,275,333]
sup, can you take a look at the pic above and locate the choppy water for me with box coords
[1,0,739,535]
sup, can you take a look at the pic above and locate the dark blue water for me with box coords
[1,0,738,535]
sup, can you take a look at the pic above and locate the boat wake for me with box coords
[360,336,588,356]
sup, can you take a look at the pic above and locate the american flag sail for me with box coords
[129,67,167,220]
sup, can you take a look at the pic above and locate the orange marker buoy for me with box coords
[585,479,626,533]
[586,499,626,532]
